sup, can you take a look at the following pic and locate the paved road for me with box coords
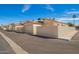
[72,31,79,40]
[1,30,79,54]
[0,31,28,54]
[0,34,14,54]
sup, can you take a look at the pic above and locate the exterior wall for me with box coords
[33,24,42,35]
[7,25,15,31]
[24,24,33,34]
[1,26,7,30]
[58,26,77,40]
[8,25,12,30]
[14,25,25,32]
[37,25,58,38]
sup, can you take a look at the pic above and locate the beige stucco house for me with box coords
[6,23,15,31]
[32,18,77,40]
[14,23,25,32]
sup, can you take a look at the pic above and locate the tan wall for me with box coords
[24,25,33,34]
[58,26,77,40]
[58,26,76,36]
[36,25,76,40]
[7,25,15,31]
[14,25,25,32]
[37,25,58,38]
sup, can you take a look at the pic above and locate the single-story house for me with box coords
[6,23,15,31]
[32,18,77,40]
[14,23,25,33]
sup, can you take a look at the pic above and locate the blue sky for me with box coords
[0,4,79,25]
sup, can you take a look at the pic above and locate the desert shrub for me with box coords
[67,23,74,27]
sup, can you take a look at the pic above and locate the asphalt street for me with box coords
[0,30,79,54]
[0,34,14,54]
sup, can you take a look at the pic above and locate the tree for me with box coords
[38,18,41,21]
[38,18,44,24]
[67,22,74,27]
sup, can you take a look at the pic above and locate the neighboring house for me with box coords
[0,25,8,30]
[14,23,25,33]
[13,21,39,34]
[23,21,41,35]
[7,23,15,31]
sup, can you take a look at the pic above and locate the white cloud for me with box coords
[66,11,79,14]
[22,4,31,13]
[45,4,54,12]
[22,4,54,13]
[70,8,77,11]
[57,18,79,21]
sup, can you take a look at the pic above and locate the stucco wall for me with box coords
[37,25,58,38]
[14,26,25,32]
[58,26,77,40]
[24,25,33,34]
[7,25,15,31]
